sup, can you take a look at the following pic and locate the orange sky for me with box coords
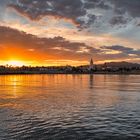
[0,0,140,66]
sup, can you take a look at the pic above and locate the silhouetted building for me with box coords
[89,58,95,70]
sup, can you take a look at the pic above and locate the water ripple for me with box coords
[0,74,140,139]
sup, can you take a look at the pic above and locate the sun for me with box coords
[7,60,26,67]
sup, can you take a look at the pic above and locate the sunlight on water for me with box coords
[0,74,140,139]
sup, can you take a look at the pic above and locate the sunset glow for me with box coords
[0,0,139,66]
[6,60,26,67]
[0,1,140,139]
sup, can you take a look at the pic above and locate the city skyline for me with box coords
[0,0,140,66]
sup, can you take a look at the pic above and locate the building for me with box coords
[89,58,95,70]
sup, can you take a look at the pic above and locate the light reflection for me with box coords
[0,74,139,115]
[89,74,94,89]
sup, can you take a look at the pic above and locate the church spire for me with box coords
[89,58,94,70]
[90,58,93,66]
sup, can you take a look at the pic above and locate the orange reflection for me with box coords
[0,74,121,111]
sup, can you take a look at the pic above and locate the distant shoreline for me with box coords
[0,61,140,75]
[0,72,140,75]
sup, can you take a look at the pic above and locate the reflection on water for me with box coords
[0,74,140,139]
[89,74,94,89]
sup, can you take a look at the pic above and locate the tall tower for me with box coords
[89,58,94,70]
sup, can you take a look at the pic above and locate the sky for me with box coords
[0,0,140,66]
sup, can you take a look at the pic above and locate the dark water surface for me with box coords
[0,74,140,140]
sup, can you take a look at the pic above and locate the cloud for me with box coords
[101,45,140,57]
[0,26,96,61]
[0,26,139,63]
[8,0,86,28]
[109,0,140,18]
[109,16,128,26]
[6,0,140,37]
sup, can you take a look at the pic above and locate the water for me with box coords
[0,74,140,140]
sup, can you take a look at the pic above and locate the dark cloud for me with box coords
[0,26,96,61]
[84,0,110,10]
[101,45,140,57]
[0,26,139,62]
[110,16,128,26]
[7,0,140,30]
[110,0,140,18]
[8,0,86,28]
[86,14,97,26]
[8,0,109,29]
